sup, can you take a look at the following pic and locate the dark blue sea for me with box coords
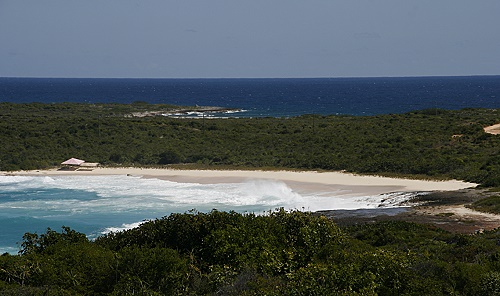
[1,76,499,117]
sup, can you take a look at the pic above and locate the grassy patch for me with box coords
[468,195,500,214]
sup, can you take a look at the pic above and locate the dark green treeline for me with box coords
[1,103,499,186]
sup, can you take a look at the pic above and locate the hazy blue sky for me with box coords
[1,1,499,78]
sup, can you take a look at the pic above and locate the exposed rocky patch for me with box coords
[318,188,500,233]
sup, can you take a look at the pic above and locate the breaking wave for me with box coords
[0,174,418,253]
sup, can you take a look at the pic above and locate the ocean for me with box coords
[0,175,417,254]
[1,76,499,117]
[1,76,499,254]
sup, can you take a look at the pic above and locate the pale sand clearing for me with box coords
[5,168,477,197]
[415,204,500,232]
[484,123,500,135]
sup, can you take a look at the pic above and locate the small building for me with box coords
[60,158,99,171]
[61,158,85,166]
[79,162,99,170]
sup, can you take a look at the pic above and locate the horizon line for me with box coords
[1,74,499,80]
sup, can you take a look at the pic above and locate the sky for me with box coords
[1,1,499,78]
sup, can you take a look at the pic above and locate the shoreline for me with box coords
[3,167,478,197]
[4,167,497,234]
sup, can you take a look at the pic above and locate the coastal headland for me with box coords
[128,106,241,118]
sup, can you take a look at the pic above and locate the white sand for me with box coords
[5,167,477,196]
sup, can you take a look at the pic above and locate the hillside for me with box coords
[1,103,499,186]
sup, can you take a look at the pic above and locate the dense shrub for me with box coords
[1,103,500,186]
[2,210,500,294]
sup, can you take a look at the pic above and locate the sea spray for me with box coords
[237,179,304,207]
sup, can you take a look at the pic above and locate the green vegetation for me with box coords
[468,195,500,214]
[3,210,500,295]
[2,103,500,294]
[1,103,500,186]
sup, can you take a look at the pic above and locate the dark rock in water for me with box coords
[316,207,410,220]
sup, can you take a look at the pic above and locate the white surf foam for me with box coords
[1,174,421,252]
[0,174,417,213]
[100,221,145,234]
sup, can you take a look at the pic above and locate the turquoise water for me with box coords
[0,175,301,253]
[0,174,418,254]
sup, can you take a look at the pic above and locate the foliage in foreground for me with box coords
[3,210,500,295]
[1,103,500,186]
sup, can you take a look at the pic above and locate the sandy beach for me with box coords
[5,167,477,197]
[484,123,500,135]
[5,167,498,234]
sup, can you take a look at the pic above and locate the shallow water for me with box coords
[0,174,419,253]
